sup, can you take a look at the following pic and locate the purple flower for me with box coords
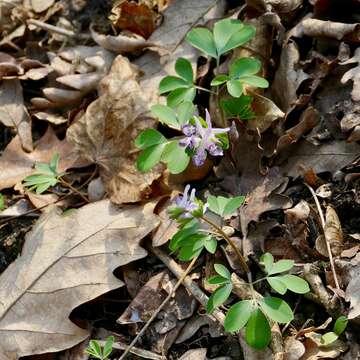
[179,109,229,166]
[174,184,199,216]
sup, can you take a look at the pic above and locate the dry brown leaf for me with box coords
[324,206,343,256]
[179,349,207,360]
[245,0,303,14]
[292,18,360,42]
[271,41,309,113]
[0,127,87,190]
[277,139,360,177]
[301,332,347,359]
[91,25,151,54]
[340,47,360,102]
[0,79,32,151]
[0,200,159,359]
[284,337,306,360]
[31,0,55,13]
[67,55,163,204]
[240,168,292,236]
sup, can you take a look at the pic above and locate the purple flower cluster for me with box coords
[179,110,230,166]
[174,184,199,216]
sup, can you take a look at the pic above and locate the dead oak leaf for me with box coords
[67,55,163,204]
[340,47,360,102]
[0,200,159,359]
[0,127,86,190]
[0,79,32,151]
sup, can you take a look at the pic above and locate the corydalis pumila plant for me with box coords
[169,185,311,350]
[135,18,269,174]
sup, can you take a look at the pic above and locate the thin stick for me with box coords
[118,255,199,360]
[27,19,90,40]
[60,178,89,203]
[200,215,250,274]
[149,245,225,324]
[305,183,341,291]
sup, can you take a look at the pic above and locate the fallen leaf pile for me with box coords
[1,0,360,359]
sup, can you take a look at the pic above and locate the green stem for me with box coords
[214,57,226,127]
[195,85,217,95]
[200,215,250,274]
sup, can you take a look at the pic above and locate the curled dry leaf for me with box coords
[179,349,207,360]
[0,200,159,359]
[90,25,152,54]
[291,18,360,42]
[271,41,309,113]
[340,47,360,102]
[324,206,343,256]
[0,127,87,190]
[245,0,303,14]
[0,79,32,151]
[30,0,55,13]
[67,55,163,204]
[284,337,305,360]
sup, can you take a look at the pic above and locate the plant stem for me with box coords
[195,85,216,95]
[199,215,250,274]
[118,254,199,360]
[214,57,226,127]
[305,183,341,292]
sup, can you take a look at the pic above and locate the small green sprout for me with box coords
[23,153,62,194]
[85,336,114,360]
[321,316,348,345]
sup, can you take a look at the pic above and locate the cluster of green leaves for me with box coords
[23,153,61,194]
[321,316,348,346]
[85,336,114,360]
[136,18,267,175]
[207,194,245,217]
[169,220,217,260]
[260,253,310,295]
[205,253,310,349]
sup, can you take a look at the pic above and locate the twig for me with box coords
[59,178,89,203]
[305,183,341,291]
[27,19,91,40]
[149,245,226,325]
[118,254,199,360]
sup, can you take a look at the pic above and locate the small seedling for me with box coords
[23,153,62,194]
[85,336,114,360]
[321,316,348,345]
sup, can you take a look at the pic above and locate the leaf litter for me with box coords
[1,0,360,359]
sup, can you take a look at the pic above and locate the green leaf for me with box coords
[214,19,243,55]
[268,259,294,275]
[230,57,261,78]
[334,316,348,335]
[214,263,231,280]
[167,87,196,108]
[211,74,229,86]
[103,336,114,358]
[35,162,53,175]
[151,104,179,128]
[161,140,190,174]
[137,143,166,172]
[204,237,217,253]
[245,309,271,349]
[259,297,294,324]
[207,195,245,216]
[260,253,274,274]
[135,129,166,149]
[177,101,195,126]
[175,57,193,83]
[223,196,245,215]
[179,244,203,261]
[35,182,52,194]
[267,276,287,295]
[87,340,102,358]
[169,222,199,251]
[321,332,338,346]
[241,75,269,88]
[50,153,60,173]
[227,79,243,97]
[220,25,256,55]
[224,300,254,332]
[185,28,217,58]
[207,275,229,285]
[207,283,232,313]
[0,194,4,211]
[280,275,310,294]
[220,96,255,119]
[159,76,189,94]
